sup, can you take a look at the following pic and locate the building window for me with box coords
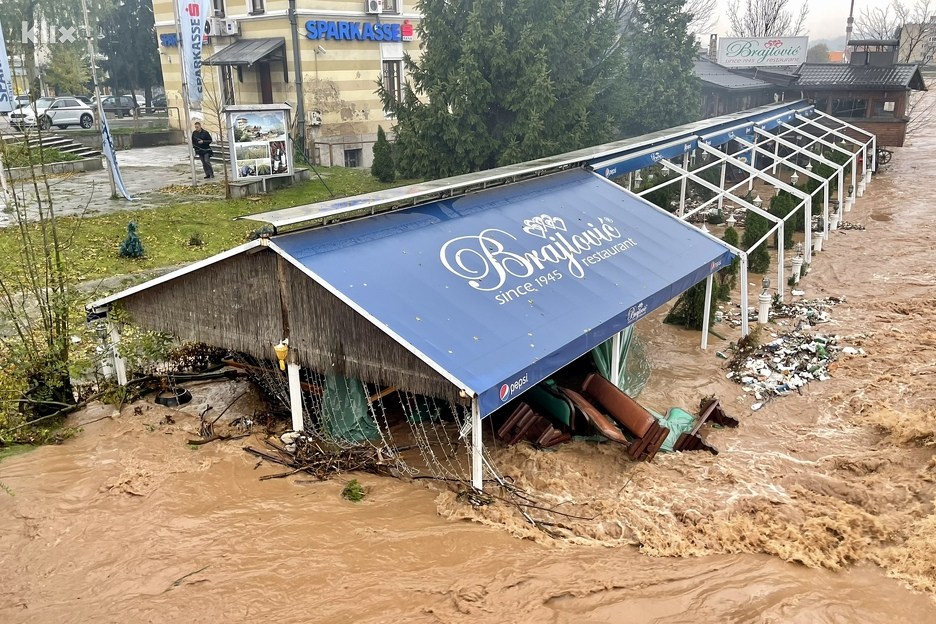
[344,148,363,168]
[248,0,264,15]
[831,98,868,119]
[871,99,897,118]
[221,66,235,105]
[383,0,401,14]
[213,0,225,17]
[382,60,402,104]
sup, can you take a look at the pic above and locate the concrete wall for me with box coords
[153,0,420,167]
[7,156,102,180]
[71,130,186,150]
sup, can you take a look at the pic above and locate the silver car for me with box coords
[8,96,95,130]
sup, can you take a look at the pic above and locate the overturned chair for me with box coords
[560,373,670,462]
[496,384,575,449]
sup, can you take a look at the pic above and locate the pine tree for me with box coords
[617,0,701,137]
[743,210,771,273]
[380,0,629,179]
[119,222,145,259]
[371,126,395,183]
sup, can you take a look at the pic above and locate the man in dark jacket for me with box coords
[192,121,214,179]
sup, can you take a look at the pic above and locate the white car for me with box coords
[8,96,95,130]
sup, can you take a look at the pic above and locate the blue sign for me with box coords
[305,20,401,42]
[160,33,179,47]
[272,169,734,417]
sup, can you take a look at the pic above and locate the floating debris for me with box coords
[723,296,844,329]
[723,297,864,410]
[839,221,866,231]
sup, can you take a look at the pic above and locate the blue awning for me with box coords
[271,169,735,417]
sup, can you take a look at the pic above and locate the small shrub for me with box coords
[187,231,204,247]
[342,479,366,502]
[118,222,145,259]
[246,225,275,241]
[371,126,395,183]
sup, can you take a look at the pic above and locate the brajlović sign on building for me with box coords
[717,37,808,68]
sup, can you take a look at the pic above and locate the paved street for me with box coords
[0,145,222,226]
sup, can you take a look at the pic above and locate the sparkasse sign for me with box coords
[716,37,808,68]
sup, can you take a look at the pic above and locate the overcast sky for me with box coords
[714,0,897,41]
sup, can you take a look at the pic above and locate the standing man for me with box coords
[191,121,214,179]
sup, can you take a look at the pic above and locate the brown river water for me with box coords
[4,109,936,622]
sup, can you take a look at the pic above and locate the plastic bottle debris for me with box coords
[791,289,806,296]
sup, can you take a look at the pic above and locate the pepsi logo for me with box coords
[499,384,510,401]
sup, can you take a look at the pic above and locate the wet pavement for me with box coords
[0,145,219,226]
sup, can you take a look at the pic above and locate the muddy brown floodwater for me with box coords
[4,106,936,623]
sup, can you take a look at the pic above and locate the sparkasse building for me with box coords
[152,0,421,167]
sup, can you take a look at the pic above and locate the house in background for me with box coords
[694,38,927,147]
[695,57,779,118]
[791,39,927,146]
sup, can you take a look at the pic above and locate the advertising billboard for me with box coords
[717,37,809,68]
[225,105,293,181]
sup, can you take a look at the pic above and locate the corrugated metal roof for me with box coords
[694,59,774,90]
[204,38,285,66]
[795,63,926,90]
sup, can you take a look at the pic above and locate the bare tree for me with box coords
[728,0,809,37]
[856,1,936,63]
[684,0,718,34]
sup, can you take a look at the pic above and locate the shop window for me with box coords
[382,60,402,104]
[382,0,401,14]
[248,0,264,15]
[830,98,868,119]
[344,148,363,168]
[213,0,225,17]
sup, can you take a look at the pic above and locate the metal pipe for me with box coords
[288,0,306,155]
[79,0,117,199]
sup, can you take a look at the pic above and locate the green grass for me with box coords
[0,167,417,286]
[0,444,34,462]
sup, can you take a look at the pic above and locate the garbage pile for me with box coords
[838,221,866,231]
[723,297,865,410]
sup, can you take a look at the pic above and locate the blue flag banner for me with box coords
[177,0,210,104]
[100,113,133,200]
[0,20,15,113]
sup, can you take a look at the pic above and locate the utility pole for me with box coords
[171,0,199,186]
[288,0,306,157]
[845,0,856,63]
[79,0,117,199]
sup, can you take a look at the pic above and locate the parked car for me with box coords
[100,95,138,117]
[151,94,167,109]
[2,95,31,117]
[8,96,95,130]
[75,95,93,106]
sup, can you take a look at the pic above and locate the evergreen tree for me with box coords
[44,44,91,95]
[617,0,701,137]
[119,222,145,259]
[380,0,629,179]
[371,126,395,183]
[743,210,771,273]
[717,226,740,301]
[98,0,162,104]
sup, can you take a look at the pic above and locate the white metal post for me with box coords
[110,328,128,386]
[678,151,689,216]
[740,253,750,337]
[611,332,622,385]
[701,273,714,350]
[471,400,483,491]
[717,159,727,213]
[287,361,304,432]
[777,222,785,303]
